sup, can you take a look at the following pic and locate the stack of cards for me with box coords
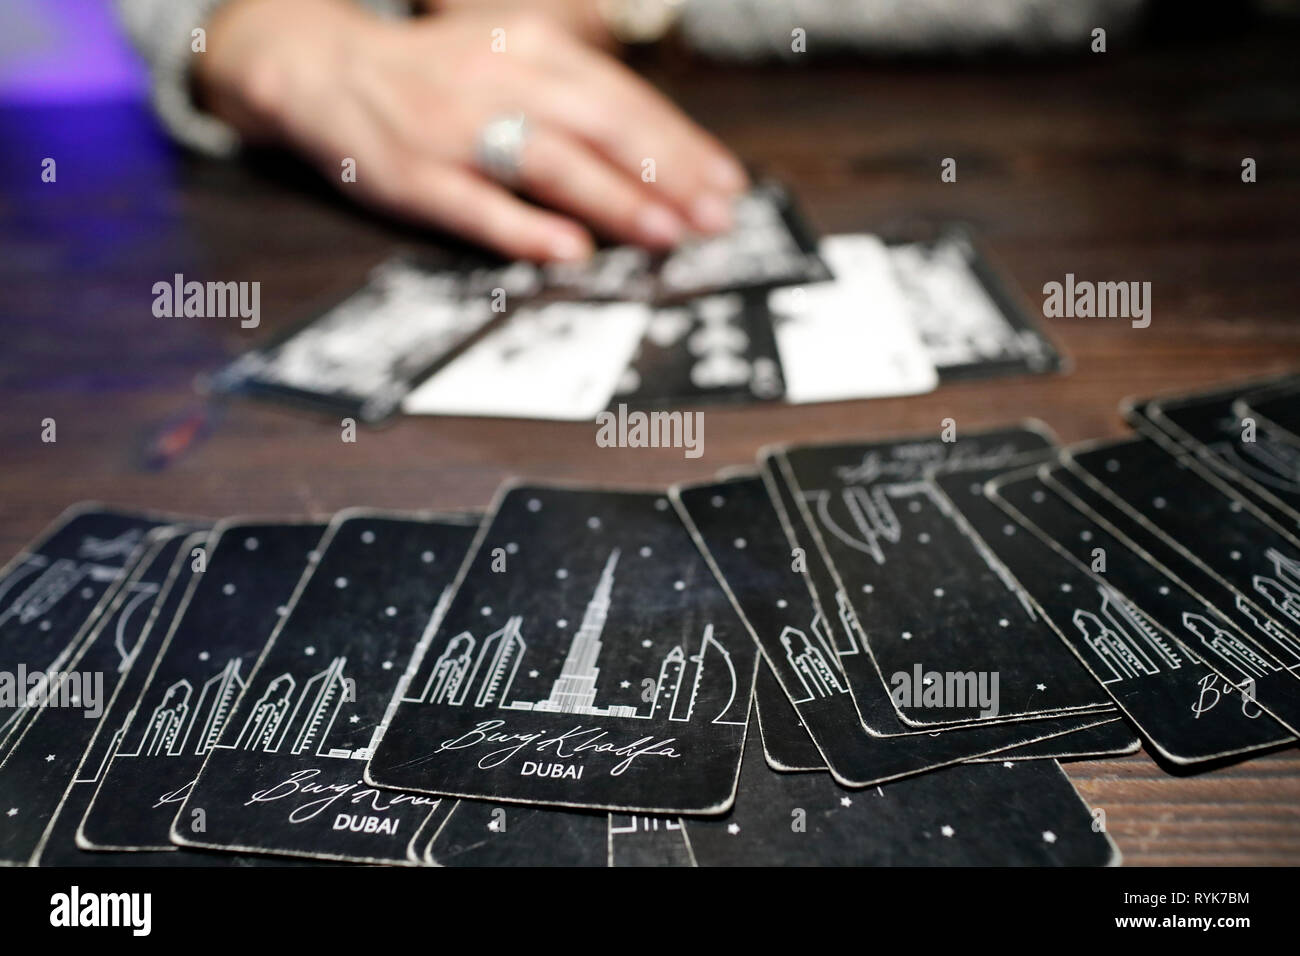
[209,185,1060,423]
[9,371,1300,866]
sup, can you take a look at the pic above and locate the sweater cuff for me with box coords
[133,0,415,158]
[144,0,243,157]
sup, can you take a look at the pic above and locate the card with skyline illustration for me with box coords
[0,506,166,756]
[77,521,327,851]
[173,511,477,865]
[366,484,758,814]
[772,425,1112,727]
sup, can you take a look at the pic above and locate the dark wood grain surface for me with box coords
[2,25,1298,865]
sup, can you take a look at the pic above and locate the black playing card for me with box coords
[366,484,758,813]
[775,426,1110,727]
[35,530,312,868]
[676,471,1123,787]
[174,511,479,865]
[763,453,1046,737]
[1124,374,1300,531]
[78,521,327,851]
[1,528,190,865]
[886,226,1064,382]
[1051,447,1300,702]
[613,291,785,407]
[1065,438,1300,684]
[682,728,1118,866]
[207,256,536,423]
[0,506,166,754]
[987,467,1294,764]
[1038,459,1300,735]
[652,182,830,304]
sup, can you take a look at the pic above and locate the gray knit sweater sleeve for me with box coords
[114,0,410,156]
[119,0,1146,155]
[678,0,1147,60]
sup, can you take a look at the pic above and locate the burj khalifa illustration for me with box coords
[421,546,743,724]
[524,549,639,717]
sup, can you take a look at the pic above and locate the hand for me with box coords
[196,0,748,261]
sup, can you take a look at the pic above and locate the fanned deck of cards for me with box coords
[11,370,1300,865]
[209,185,1058,423]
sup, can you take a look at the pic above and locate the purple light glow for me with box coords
[0,0,146,103]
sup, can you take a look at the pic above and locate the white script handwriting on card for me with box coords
[246,768,438,824]
[435,720,681,776]
[1191,674,1264,720]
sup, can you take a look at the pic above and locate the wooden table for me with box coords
[2,25,1297,866]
